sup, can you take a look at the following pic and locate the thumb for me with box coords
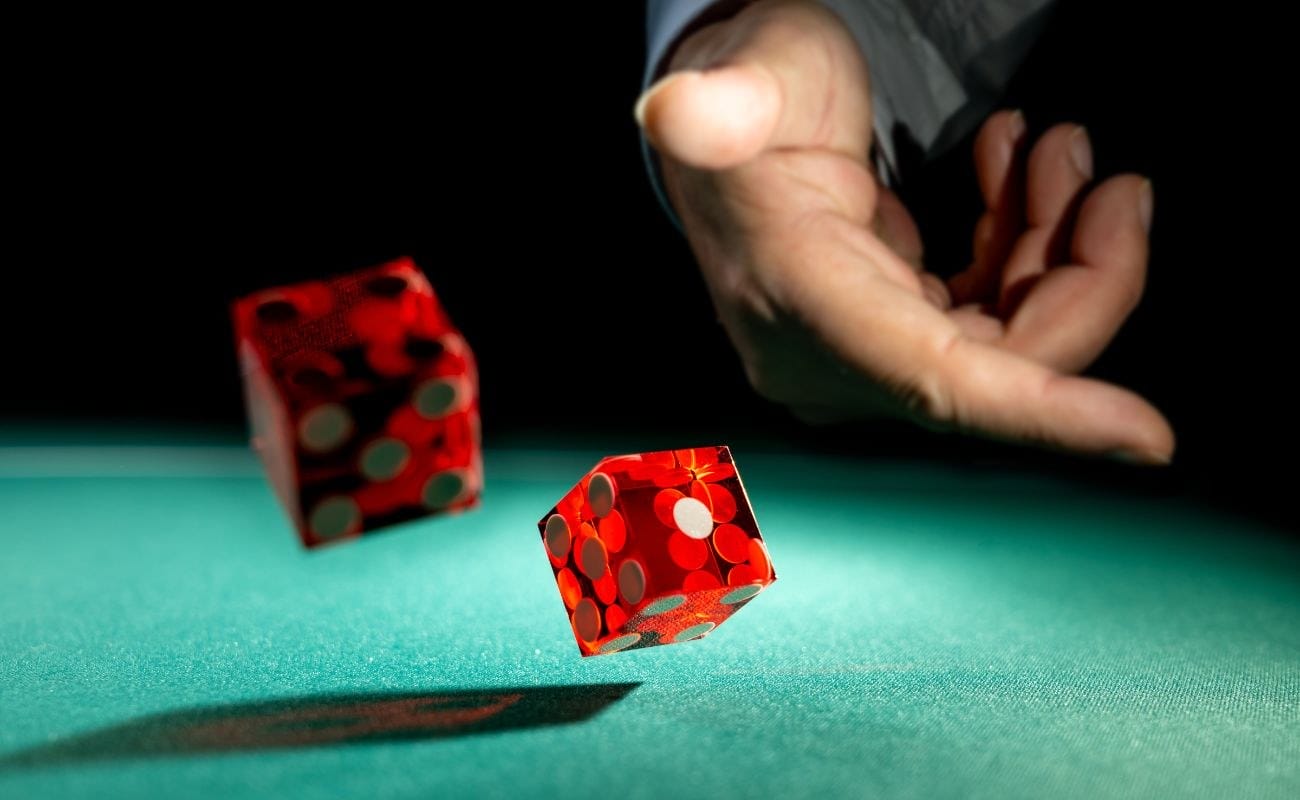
[635,1,871,170]
[636,67,781,170]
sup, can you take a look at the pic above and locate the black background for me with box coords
[5,3,1295,529]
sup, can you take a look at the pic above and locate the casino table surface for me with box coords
[1,432,1296,799]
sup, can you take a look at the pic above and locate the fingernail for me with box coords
[1139,179,1154,233]
[634,71,696,128]
[1008,110,1026,142]
[1069,126,1093,179]
[633,87,653,127]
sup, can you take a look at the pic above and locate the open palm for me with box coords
[639,0,1172,463]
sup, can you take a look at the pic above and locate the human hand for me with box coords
[636,0,1172,463]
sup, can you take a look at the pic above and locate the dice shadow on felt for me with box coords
[0,684,640,768]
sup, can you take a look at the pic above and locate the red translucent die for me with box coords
[537,446,775,656]
[232,257,481,547]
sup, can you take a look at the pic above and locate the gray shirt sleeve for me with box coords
[644,0,1058,201]
[645,0,719,85]
[821,0,1058,181]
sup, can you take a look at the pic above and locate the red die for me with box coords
[233,257,481,546]
[537,446,775,656]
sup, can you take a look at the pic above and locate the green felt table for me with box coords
[0,435,1296,799]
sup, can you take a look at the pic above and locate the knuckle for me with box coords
[906,372,955,429]
[743,361,784,403]
[901,339,961,429]
[789,405,832,426]
[1119,269,1147,315]
[1106,242,1148,316]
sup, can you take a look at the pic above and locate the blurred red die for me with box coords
[232,257,481,546]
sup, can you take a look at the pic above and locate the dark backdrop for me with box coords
[5,3,1294,529]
